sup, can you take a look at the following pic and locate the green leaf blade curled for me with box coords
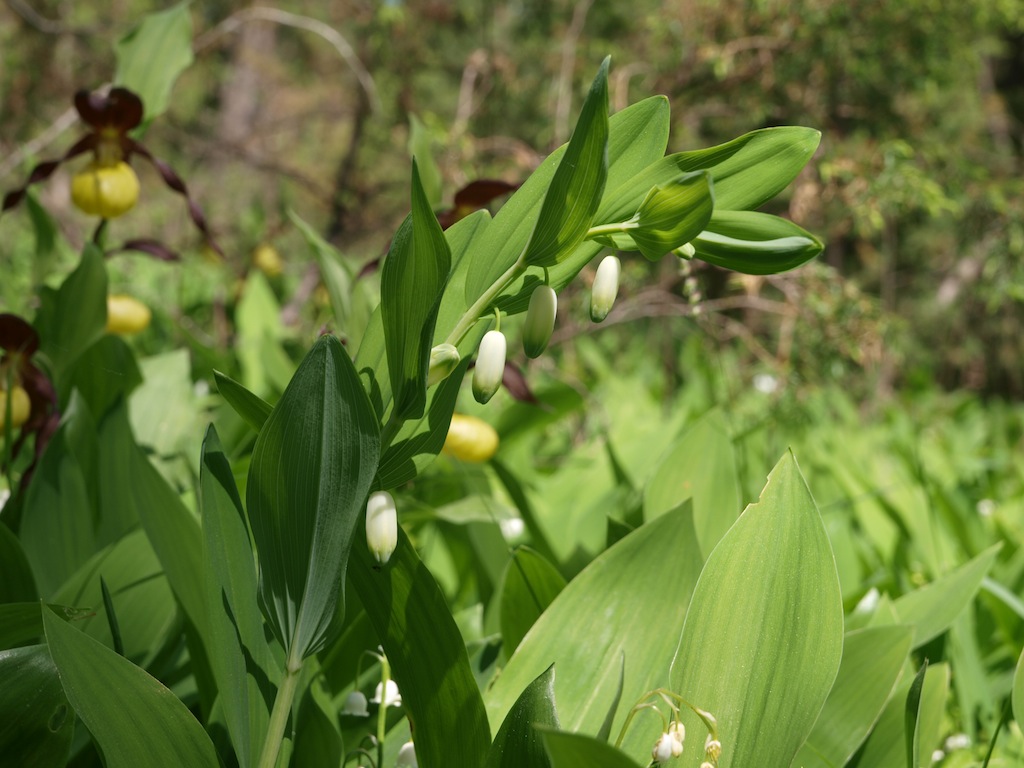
[692,210,823,274]
[485,664,559,768]
[628,171,714,260]
[671,451,844,768]
[381,160,453,420]
[522,58,610,268]
[42,606,220,768]
[247,335,381,661]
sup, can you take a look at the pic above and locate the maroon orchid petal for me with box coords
[452,179,518,209]
[128,140,222,255]
[0,313,40,357]
[115,238,181,261]
[356,255,382,280]
[74,87,144,132]
[501,362,539,405]
[1,135,95,214]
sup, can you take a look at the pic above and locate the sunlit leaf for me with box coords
[541,729,644,768]
[485,664,559,768]
[692,210,823,274]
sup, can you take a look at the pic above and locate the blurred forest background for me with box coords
[2,0,1024,399]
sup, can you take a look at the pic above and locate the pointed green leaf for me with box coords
[0,604,90,653]
[486,664,559,768]
[0,645,74,768]
[1013,647,1024,730]
[66,335,143,419]
[693,210,823,274]
[521,58,609,267]
[409,115,443,208]
[382,160,452,420]
[486,504,703,762]
[214,370,272,432]
[43,605,219,767]
[792,626,913,768]
[115,3,194,123]
[0,514,37,602]
[671,452,843,768]
[644,409,742,558]
[247,335,380,660]
[200,425,278,768]
[350,527,491,768]
[498,547,567,658]
[892,544,1000,647]
[904,660,928,768]
[541,729,644,768]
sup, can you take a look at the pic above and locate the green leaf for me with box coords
[671,452,843,768]
[409,115,443,208]
[350,526,491,768]
[904,660,928,768]
[235,271,294,397]
[214,370,272,432]
[0,645,74,768]
[498,547,567,658]
[891,543,1001,647]
[692,210,823,274]
[381,160,452,420]
[0,519,37,602]
[521,58,609,267]
[200,425,278,768]
[114,2,194,123]
[65,335,143,419]
[541,729,644,768]
[247,335,380,660]
[35,244,107,394]
[644,409,742,558]
[485,504,703,762]
[485,664,559,768]
[0,603,90,653]
[792,625,913,768]
[42,605,220,768]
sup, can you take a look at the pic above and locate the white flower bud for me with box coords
[426,343,461,387]
[704,734,722,761]
[472,330,506,404]
[652,733,676,764]
[340,691,369,716]
[365,491,398,564]
[396,740,418,767]
[590,255,621,322]
[522,285,557,358]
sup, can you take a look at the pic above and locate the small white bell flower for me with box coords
[370,679,402,708]
[366,491,398,565]
[395,740,418,767]
[472,330,506,404]
[590,255,621,322]
[340,690,369,717]
[652,733,676,764]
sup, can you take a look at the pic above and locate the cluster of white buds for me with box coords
[651,721,685,764]
[365,491,398,565]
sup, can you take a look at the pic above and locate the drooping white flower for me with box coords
[590,255,621,322]
[366,491,398,565]
[396,740,418,767]
[522,285,557,359]
[340,691,369,717]
[370,679,402,708]
[472,330,506,404]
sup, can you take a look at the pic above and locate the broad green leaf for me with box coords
[671,452,843,768]
[66,335,143,419]
[51,529,177,667]
[644,409,742,558]
[792,625,913,768]
[291,668,343,768]
[200,425,278,768]
[486,504,703,762]
[35,244,106,395]
[0,645,74,767]
[42,605,219,768]
[521,58,609,267]
[601,126,820,218]
[214,370,272,432]
[485,664,559,768]
[247,335,380,660]
[0,604,90,653]
[350,527,491,768]
[129,349,202,459]
[235,271,294,397]
[20,409,96,597]
[891,544,1000,647]
[114,3,194,123]
[1013,647,1024,730]
[853,663,949,768]
[541,729,644,768]
[0,519,37,602]
[498,547,567,658]
[381,160,452,420]
[693,210,823,274]
[904,660,928,768]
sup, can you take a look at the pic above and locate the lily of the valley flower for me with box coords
[365,491,398,564]
[340,691,370,717]
[522,285,557,358]
[395,740,418,767]
[370,679,402,708]
[590,255,621,322]
[472,330,506,404]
